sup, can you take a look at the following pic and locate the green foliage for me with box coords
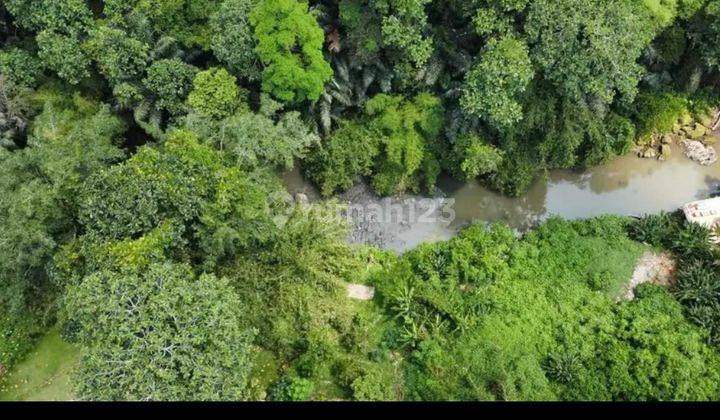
[452,134,504,180]
[0,48,43,88]
[4,0,91,33]
[187,67,242,119]
[5,0,720,403]
[78,130,272,247]
[652,24,688,67]
[36,30,90,85]
[525,0,662,104]
[486,144,538,197]
[338,0,383,63]
[211,0,261,81]
[86,26,150,85]
[375,217,720,400]
[0,91,124,372]
[1,49,42,149]
[184,94,319,170]
[374,0,434,69]
[64,262,255,401]
[631,90,690,141]
[305,120,380,196]
[364,92,444,195]
[143,59,197,117]
[131,0,221,49]
[703,1,720,70]
[629,213,720,346]
[461,37,533,130]
[6,1,92,85]
[270,376,314,401]
[250,0,333,103]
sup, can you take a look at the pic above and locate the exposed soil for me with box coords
[347,284,375,300]
[622,251,677,301]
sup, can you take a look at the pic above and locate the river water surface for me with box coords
[284,141,720,252]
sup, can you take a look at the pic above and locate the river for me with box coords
[283,140,720,252]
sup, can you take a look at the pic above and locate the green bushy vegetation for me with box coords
[372,217,720,400]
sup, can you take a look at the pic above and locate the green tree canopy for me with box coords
[211,0,261,81]
[64,261,255,401]
[187,67,242,119]
[460,36,533,130]
[250,0,333,103]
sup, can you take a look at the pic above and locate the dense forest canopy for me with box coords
[1,0,720,401]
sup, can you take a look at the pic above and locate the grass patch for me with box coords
[0,326,80,401]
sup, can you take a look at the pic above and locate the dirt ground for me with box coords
[621,251,677,300]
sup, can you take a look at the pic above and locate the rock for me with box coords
[661,134,673,144]
[681,140,718,166]
[660,143,672,158]
[679,114,693,126]
[294,193,309,205]
[686,124,708,139]
[641,147,657,159]
[672,123,682,134]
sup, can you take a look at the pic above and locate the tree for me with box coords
[187,67,242,119]
[364,92,444,195]
[64,262,255,401]
[184,94,319,170]
[210,0,261,81]
[0,48,43,89]
[107,0,221,49]
[371,0,434,68]
[4,0,91,33]
[525,0,665,104]
[6,0,93,85]
[1,49,42,149]
[143,59,197,117]
[452,134,504,180]
[460,37,533,130]
[690,0,720,71]
[85,26,150,85]
[305,120,380,196]
[77,129,275,268]
[0,92,125,371]
[36,30,90,85]
[250,0,333,103]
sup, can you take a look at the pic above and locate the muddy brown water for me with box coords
[283,143,720,252]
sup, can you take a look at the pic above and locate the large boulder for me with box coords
[640,147,657,159]
[682,140,718,166]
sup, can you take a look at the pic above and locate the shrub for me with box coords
[631,90,689,141]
